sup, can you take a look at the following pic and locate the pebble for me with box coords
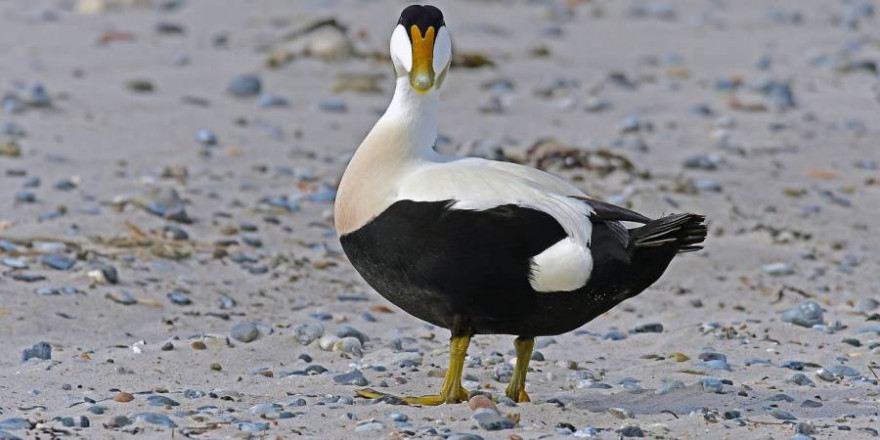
[787,373,814,386]
[40,254,74,271]
[105,415,131,428]
[333,369,368,386]
[630,322,663,334]
[106,290,137,305]
[319,97,347,113]
[469,395,498,411]
[354,421,385,432]
[257,94,289,108]
[1,258,28,269]
[769,408,796,421]
[655,380,685,395]
[236,421,269,431]
[231,322,260,343]
[472,408,515,430]
[113,392,134,403]
[763,262,794,276]
[604,328,627,340]
[132,413,176,428]
[167,291,191,305]
[294,322,324,345]
[21,342,51,362]
[617,424,645,437]
[701,377,723,393]
[183,389,205,399]
[227,74,262,97]
[683,154,722,171]
[14,191,35,203]
[0,419,32,431]
[856,298,879,313]
[143,187,190,223]
[826,365,859,377]
[145,395,180,407]
[195,129,217,146]
[493,363,514,383]
[335,325,369,343]
[782,301,824,327]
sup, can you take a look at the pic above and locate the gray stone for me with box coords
[294,322,324,345]
[335,325,368,343]
[786,373,814,386]
[21,342,51,362]
[763,263,794,276]
[146,395,180,407]
[701,377,723,393]
[227,74,262,97]
[333,369,368,386]
[493,363,514,383]
[354,421,384,432]
[473,408,515,430]
[782,301,823,327]
[0,419,31,431]
[231,322,260,343]
[618,424,645,437]
[132,413,176,428]
[655,380,685,395]
[41,254,74,270]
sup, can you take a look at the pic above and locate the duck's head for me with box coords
[390,5,451,94]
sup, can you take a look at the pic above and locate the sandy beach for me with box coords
[1,0,879,438]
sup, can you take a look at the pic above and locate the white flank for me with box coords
[529,237,593,292]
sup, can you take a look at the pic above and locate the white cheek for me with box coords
[390,25,412,72]
[433,27,451,73]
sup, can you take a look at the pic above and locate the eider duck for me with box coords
[335,4,707,405]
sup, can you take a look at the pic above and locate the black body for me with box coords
[340,199,706,336]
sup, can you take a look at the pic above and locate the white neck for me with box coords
[334,77,442,234]
[375,76,440,159]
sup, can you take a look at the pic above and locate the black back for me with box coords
[398,5,445,39]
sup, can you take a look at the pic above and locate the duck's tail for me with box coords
[632,213,708,253]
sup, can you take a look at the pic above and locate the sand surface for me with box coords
[1,0,879,439]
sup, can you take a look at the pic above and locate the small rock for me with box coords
[630,323,663,334]
[21,342,51,362]
[146,395,180,407]
[227,75,262,97]
[0,418,32,431]
[768,408,796,421]
[856,299,879,313]
[782,301,824,327]
[167,291,191,305]
[294,322,324,345]
[113,392,134,403]
[104,415,131,428]
[231,322,260,343]
[763,262,794,276]
[142,187,190,223]
[195,129,217,146]
[335,325,369,343]
[469,395,498,411]
[256,94,289,108]
[333,369,368,386]
[132,413,176,428]
[473,408,515,430]
[41,254,74,271]
[493,363,514,383]
[106,291,137,305]
[655,380,685,395]
[617,424,644,437]
[354,421,385,432]
[701,377,723,393]
[787,373,814,386]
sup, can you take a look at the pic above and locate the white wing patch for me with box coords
[529,237,593,292]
